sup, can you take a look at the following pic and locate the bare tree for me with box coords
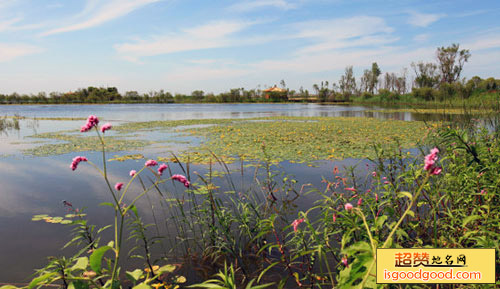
[339,66,356,98]
[360,70,371,93]
[436,43,471,84]
[411,62,440,88]
[369,62,381,94]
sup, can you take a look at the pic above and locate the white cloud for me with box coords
[115,20,257,61]
[0,42,43,62]
[228,0,297,12]
[0,17,22,32]
[0,17,47,32]
[413,33,429,42]
[291,16,396,54]
[40,0,161,36]
[463,34,500,51]
[407,11,444,27]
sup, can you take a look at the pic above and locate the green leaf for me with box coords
[157,264,176,274]
[397,191,413,199]
[132,283,152,289]
[71,257,89,271]
[463,215,481,227]
[126,269,143,282]
[89,246,112,273]
[28,272,58,289]
[68,281,89,289]
[0,286,19,289]
[99,202,115,208]
[375,215,388,230]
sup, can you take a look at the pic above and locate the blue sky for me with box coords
[0,0,499,94]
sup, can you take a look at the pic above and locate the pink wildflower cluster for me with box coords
[80,115,99,132]
[291,218,305,232]
[129,170,137,177]
[158,163,168,176]
[342,256,349,267]
[100,123,112,133]
[344,203,353,211]
[70,156,88,171]
[172,174,190,188]
[145,159,158,167]
[424,147,442,175]
[115,182,124,191]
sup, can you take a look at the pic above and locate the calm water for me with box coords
[0,103,447,282]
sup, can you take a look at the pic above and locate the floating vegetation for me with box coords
[109,154,145,162]
[175,116,429,163]
[23,131,152,156]
[31,214,75,224]
[114,118,234,132]
[20,116,430,161]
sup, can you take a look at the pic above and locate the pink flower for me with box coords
[431,167,442,175]
[424,147,439,171]
[70,156,88,171]
[172,174,190,188]
[157,163,168,176]
[333,213,336,222]
[80,115,99,132]
[100,123,112,133]
[357,198,363,206]
[344,203,353,211]
[371,171,377,177]
[341,256,349,267]
[384,181,390,184]
[375,193,378,202]
[345,187,356,192]
[80,123,91,132]
[480,189,487,195]
[115,182,124,191]
[145,159,158,167]
[129,170,137,177]
[382,177,387,180]
[291,218,305,232]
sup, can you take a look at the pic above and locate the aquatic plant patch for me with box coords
[20,116,430,162]
[23,131,152,156]
[181,116,429,163]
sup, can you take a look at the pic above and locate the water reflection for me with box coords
[0,103,469,122]
[0,152,372,282]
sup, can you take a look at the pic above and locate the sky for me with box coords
[0,0,499,95]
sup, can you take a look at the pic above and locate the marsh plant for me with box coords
[2,113,500,289]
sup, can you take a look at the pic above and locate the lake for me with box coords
[0,103,462,283]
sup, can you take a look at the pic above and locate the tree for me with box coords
[280,79,286,89]
[191,90,204,101]
[436,43,471,84]
[360,69,371,93]
[339,66,356,99]
[369,62,381,93]
[411,62,440,88]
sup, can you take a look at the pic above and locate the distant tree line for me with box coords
[310,43,499,103]
[1,43,498,105]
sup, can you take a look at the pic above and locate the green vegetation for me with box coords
[23,117,428,162]
[0,115,21,133]
[24,131,152,156]
[183,116,428,163]
[3,113,500,288]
